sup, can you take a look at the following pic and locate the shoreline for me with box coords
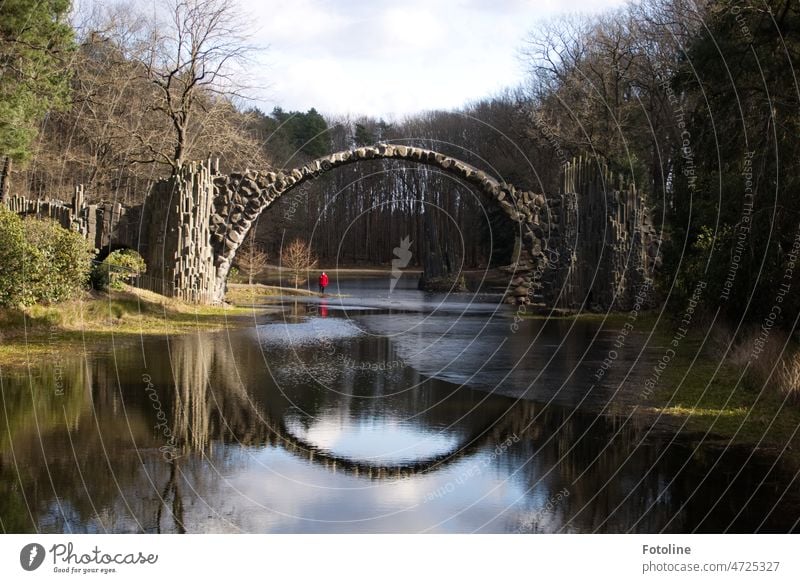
[644,340,800,462]
[515,308,798,456]
[0,285,270,367]
[584,311,799,460]
[1,286,796,460]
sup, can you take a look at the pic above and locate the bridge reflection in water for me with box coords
[1,320,798,534]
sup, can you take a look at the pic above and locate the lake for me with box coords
[1,275,798,533]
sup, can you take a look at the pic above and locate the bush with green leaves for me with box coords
[0,208,94,307]
[227,266,242,283]
[94,249,147,291]
[23,217,95,303]
[0,207,29,306]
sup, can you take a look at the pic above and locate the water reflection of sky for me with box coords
[219,443,533,533]
[283,414,459,464]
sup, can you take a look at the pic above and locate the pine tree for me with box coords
[0,0,74,196]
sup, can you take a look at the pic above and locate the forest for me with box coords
[1,0,799,325]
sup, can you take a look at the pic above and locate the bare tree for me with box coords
[280,238,317,289]
[235,232,269,285]
[124,0,253,172]
[17,2,268,203]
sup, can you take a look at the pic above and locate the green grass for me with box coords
[224,283,320,303]
[519,308,662,328]
[497,307,797,449]
[642,323,800,457]
[518,308,800,454]
[0,286,265,367]
[0,283,349,368]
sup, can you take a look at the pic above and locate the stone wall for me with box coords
[542,157,658,310]
[1,167,217,304]
[3,185,139,253]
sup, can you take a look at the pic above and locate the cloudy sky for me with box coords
[242,0,627,119]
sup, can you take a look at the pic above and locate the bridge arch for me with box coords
[95,242,135,263]
[209,144,551,302]
[2,152,656,309]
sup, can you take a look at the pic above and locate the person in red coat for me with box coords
[318,271,329,294]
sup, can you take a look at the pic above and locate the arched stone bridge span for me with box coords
[207,144,551,303]
[2,146,658,309]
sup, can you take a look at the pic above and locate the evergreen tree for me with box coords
[266,107,330,159]
[665,0,800,322]
[353,123,375,147]
[0,0,74,163]
[0,0,73,199]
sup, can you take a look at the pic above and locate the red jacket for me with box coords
[319,273,329,287]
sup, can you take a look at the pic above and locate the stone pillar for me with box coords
[140,161,216,303]
[72,185,84,214]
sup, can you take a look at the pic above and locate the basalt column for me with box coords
[140,162,216,303]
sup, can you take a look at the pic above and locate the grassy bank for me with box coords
[519,307,662,329]
[224,282,321,303]
[0,285,268,367]
[586,309,800,453]
[521,309,799,451]
[645,326,800,453]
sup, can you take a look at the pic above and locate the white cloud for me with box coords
[78,0,628,118]
[244,0,628,117]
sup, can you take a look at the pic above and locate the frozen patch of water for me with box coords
[256,317,365,347]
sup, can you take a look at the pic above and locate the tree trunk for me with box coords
[0,156,11,203]
[174,117,187,171]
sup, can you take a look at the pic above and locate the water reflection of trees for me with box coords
[1,330,798,533]
[0,352,159,532]
[164,331,521,477]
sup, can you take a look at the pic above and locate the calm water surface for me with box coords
[1,275,798,533]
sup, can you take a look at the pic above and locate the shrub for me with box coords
[23,217,95,303]
[94,249,147,291]
[227,266,243,283]
[0,209,94,307]
[0,207,29,306]
[280,238,317,288]
[716,323,800,406]
[777,353,800,405]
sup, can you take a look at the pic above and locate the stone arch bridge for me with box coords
[2,145,657,309]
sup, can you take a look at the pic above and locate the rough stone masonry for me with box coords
[3,146,658,309]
